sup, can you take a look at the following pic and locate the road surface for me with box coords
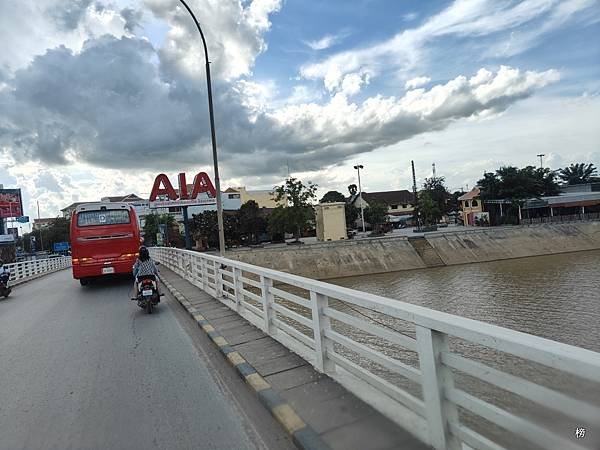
[0,270,295,450]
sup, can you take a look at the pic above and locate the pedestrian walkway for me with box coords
[160,266,431,450]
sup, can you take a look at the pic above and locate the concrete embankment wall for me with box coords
[426,221,600,266]
[226,238,427,280]
[225,221,600,280]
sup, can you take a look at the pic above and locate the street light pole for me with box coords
[353,164,366,232]
[537,153,545,169]
[177,0,226,256]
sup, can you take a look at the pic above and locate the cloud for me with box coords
[0,30,559,182]
[300,0,595,90]
[144,0,282,81]
[402,12,418,22]
[0,0,131,76]
[305,33,344,51]
[405,76,431,90]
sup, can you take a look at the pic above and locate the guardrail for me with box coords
[5,256,72,283]
[151,246,600,450]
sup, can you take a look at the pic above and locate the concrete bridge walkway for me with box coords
[158,265,430,450]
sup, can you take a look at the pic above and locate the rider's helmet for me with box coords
[139,246,150,262]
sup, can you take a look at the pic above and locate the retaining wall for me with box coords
[224,221,600,279]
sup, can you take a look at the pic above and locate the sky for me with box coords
[1,0,599,222]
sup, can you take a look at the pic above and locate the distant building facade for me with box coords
[458,187,485,226]
[232,187,284,208]
[33,218,56,230]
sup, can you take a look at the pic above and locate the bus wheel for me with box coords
[79,278,89,286]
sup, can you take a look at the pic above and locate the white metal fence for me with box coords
[151,247,600,450]
[5,257,72,283]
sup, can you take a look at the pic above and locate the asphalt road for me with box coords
[0,270,295,450]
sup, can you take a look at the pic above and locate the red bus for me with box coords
[70,202,141,285]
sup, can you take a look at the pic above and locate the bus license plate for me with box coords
[102,267,115,274]
[142,289,153,296]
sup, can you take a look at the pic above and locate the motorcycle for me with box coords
[133,275,162,314]
[0,273,11,298]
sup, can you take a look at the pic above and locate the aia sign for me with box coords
[149,172,217,208]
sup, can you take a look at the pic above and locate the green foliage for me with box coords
[478,166,560,200]
[558,163,598,185]
[419,191,442,226]
[272,177,318,241]
[20,217,71,253]
[422,176,451,217]
[347,184,358,196]
[319,190,346,203]
[345,204,359,229]
[190,211,240,248]
[449,190,466,212]
[364,202,388,233]
[143,213,176,246]
[238,200,266,245]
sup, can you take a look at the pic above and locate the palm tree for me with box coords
[558,163,598,185]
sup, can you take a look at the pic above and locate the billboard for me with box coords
[0,189,23,219]
[149,173,217,209]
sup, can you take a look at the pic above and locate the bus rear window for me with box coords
[77,210,131,227]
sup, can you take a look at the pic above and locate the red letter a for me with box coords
[150,174,178,201]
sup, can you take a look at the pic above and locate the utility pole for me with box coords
[537,154,545,169]
[353,164,366,233]
[411,160,420,230]
[432,162,436,178]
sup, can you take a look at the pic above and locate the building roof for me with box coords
[103,193,144,203]
[458,187,480,201]
[352,190,415,206]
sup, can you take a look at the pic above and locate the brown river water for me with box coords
[330,249,600,353]
[325,250,600,450]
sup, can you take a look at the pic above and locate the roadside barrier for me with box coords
[151,246,600,450]
[5,256,72,284]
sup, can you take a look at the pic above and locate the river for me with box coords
[327,250,600,450]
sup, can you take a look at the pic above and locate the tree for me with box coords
[143,213,176,246]
[345,204,359,229]
[558,163,598,185]
[348,184,358,196]
[191,211,239,248]
[238,200,265,245]
[320,191,346,203]
[478,166,559,200]
[419,191,441,226]
[364,202,388,234]
[422,176,451,218]
[272,177,318,242]
[21,217,71,253]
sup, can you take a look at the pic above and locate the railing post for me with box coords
[260,275,274,334]
[415,325,461,450]
[233,267,243,313]
[201,257,208,292]
[310,291,335,374]
[214,260,223,298]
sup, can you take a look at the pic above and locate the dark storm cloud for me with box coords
[0,32,559,178]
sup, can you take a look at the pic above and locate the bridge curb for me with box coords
[159,275,331,450]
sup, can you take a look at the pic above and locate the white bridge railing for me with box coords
[151,247,600,450]
[5,256,72,283]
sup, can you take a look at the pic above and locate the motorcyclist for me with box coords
[131,246,159,300]
[0,259,10,286]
